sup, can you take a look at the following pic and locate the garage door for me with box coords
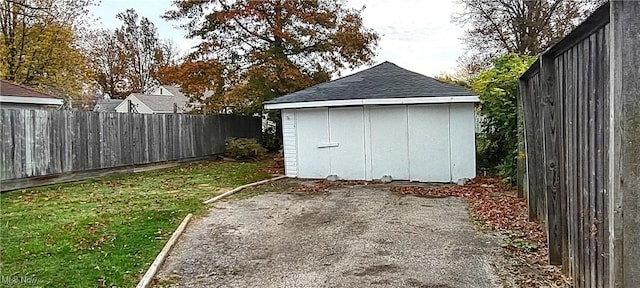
[296,108,330,178]
[407,104,451,182]
[296,107,366,180]
[328,107,366,180]
[291,104,466,182]
[370,106,409,180]
[369,104,451,182]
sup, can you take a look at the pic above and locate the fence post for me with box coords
[609,1,640,287]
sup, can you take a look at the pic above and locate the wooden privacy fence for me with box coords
[0,110,261,191]
[518,2,639,287]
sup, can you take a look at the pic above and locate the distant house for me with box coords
[0,79,64,110]
[93,98,123,113]
[114,85,190,114]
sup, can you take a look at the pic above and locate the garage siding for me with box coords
[282,104,476,182]
[282,109,298,177]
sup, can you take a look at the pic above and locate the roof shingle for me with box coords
[93,99,123,112]
[265,61,475,104]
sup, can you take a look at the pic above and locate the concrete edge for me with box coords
[136,213,193,288]
[202,175,288,205]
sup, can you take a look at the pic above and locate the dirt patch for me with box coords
[153,180,502,287]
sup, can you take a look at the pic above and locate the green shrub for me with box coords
[262,125,281,152]
[224,137,267,160]
[475,133,498,174]
[471,53,535,185]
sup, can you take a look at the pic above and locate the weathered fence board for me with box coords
[519,2,639,287]
[541,54,563,264]
[0,111,261,190]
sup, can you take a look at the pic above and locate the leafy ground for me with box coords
[0,160,272,288]
[390,178,571,288]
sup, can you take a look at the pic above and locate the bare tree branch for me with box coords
[454,0,605,69]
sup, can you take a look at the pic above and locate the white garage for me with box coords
[264,62,479,183]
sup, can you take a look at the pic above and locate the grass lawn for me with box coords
[0,160,272,288]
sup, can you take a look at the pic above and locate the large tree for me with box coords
[163,0,379,114]
[454,0,602,67]
[87,9,179,98]
[86,29,128,98]
[0,0,96,100]
[116,9,164,94]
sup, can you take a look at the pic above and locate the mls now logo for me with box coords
[1,276,38,285]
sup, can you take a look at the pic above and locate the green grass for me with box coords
[0,160,271,288]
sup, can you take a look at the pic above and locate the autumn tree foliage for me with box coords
[162,0,379,114]
[454,0,603,68]
[87,9,179,99]
[155,59,227,113]
[0,0,96,100]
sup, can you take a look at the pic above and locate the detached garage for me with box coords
[264,62,479,183]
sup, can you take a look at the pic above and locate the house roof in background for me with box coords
[264,61,476,106]
[93,99,123,112]
[0,79,60,99]
[113,85,191,113]
[132,93,188,112]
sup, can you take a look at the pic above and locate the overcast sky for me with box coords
[89,0,467,77]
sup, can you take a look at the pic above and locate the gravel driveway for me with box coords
[153,180,503,288]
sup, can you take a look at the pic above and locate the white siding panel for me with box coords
[296,108,330,178]
[328,107,366,180]
[408,104,451,182]
[369,105,410,180]
[449,103,476,181]
[281,109,298,177]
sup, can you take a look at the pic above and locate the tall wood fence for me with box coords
[518,2,639,287]
[0,110,261,191]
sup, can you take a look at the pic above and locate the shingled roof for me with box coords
[93,98,123,112]
[0,79,59,99]
[265,61,475,105]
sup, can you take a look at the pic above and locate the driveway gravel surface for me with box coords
[153,180,503,288]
